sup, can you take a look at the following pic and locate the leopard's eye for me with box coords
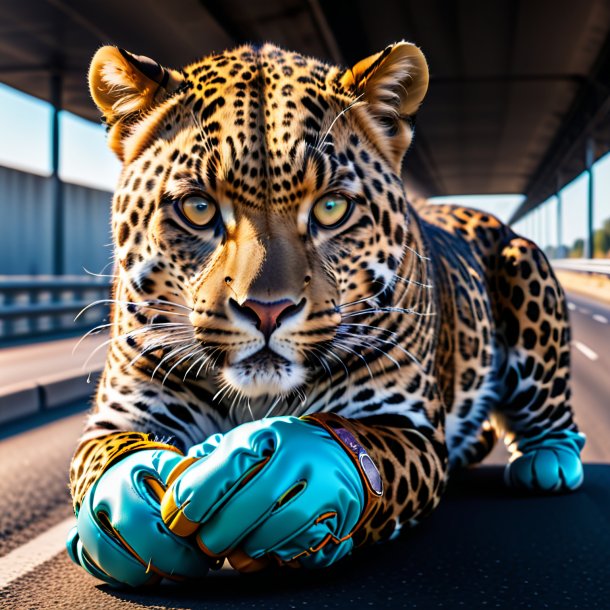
[311,195,352,229]
[177,195,217,228]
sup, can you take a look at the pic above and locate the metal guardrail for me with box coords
[0,276,111,341]
[551,258,610,276]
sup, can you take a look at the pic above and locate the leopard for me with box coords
[69,41,584,564]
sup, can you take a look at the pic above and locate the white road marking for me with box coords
[0,516,234,588]
[572,340,599,361]
[577,307,591,315]
[592,314,608,324]
[0,516,75,589]
[567,303,576,311]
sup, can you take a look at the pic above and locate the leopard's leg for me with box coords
[458,419,499,467]
[309,411,448,545]
[69,346,220,513]
[491,237,585,492]
[69,429,182,515]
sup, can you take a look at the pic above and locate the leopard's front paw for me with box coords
[161,416,381,570]
[67,449,212,587]
[504,429,585,493]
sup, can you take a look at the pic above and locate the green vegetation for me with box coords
[542,218,610,259]
[593,219,610,258]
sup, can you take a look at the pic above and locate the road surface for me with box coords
[0,291,609,608]
[0,333,107,388]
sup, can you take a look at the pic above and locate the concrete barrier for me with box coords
[0,368,101,426]
[0,382,40,425]
[552,258,610,276]
[39,368,100,410]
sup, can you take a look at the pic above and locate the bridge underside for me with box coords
[0,0,609,218]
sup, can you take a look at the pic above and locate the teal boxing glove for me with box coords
[161,415,383,570]
[504,428,586,492]
[67,448,213,587]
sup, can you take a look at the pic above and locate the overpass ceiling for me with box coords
[1,0,610,207]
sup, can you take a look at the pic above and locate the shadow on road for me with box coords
[99,465,610,609]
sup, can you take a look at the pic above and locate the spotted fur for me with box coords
[70,42,581,551]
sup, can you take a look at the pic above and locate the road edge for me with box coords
[0,369,100,425]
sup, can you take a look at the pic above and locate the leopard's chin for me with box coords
[222,347,307,399]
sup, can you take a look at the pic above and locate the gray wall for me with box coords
[0,165,113,275]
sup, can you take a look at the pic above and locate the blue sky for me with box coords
[0,83,120,191]
[1,82,608,243]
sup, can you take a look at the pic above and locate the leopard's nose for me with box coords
[229,298,305,340]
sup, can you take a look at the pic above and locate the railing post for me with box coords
[51,69,64,275]
[2,291,14,339]
[0,278,111,343]
[585,137,595,259]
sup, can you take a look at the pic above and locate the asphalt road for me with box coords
[0,291,609,609]
[0,333,107,388]
[565,293,610,462]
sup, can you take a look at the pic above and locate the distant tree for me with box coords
[570,238,585,258]
[593,218,610,258]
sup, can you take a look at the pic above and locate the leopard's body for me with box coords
[70,42,581,550]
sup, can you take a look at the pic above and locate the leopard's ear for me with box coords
[89,46,184,156]
[340,42,429,167]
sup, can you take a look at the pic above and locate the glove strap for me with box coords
[70,431,183,513]
[302,413,383,539]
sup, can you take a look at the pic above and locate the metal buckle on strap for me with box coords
[333,427,383,496]
[302,413,384,498]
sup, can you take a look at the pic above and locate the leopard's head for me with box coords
[89,42,428,399]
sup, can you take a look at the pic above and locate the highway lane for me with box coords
[0,290,609,608]
[565,293,610,463]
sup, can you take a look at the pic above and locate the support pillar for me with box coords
[51,70,64,275]
[585,137,595,259]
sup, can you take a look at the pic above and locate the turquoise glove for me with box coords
[161,416,382,569]
[504,429,586,492]
[66,449,213,587]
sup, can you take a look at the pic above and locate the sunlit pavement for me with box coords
[0,333,107,388]
[0,291,609,608]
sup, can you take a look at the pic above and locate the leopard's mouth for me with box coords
[240,347,291,369]
[221,347,307,399]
